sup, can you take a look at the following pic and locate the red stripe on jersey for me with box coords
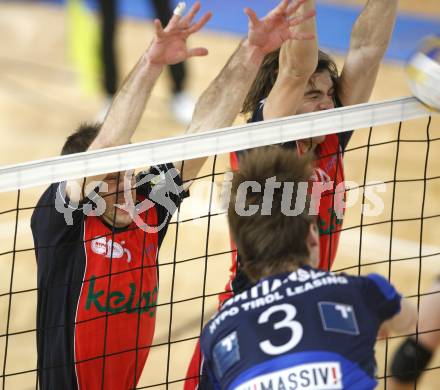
[227,138,345,274]
[74,204,159,389]
[314,134,345,271]
[185,144,346,390]
[217,152,240,307]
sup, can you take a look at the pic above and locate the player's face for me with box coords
[297,70,336,150]
[307,222,320,268]
[299,70,336,113]
[100,170,137,228]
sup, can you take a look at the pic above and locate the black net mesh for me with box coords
[1,110,440,389]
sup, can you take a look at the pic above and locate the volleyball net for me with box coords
[0,96,439,389]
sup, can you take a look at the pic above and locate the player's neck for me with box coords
[260,259,313,279]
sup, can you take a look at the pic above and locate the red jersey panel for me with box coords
[31,163,187,390]
[74,207,158,390]
[185,101,351,390]
[313,133,345,270]
[228,134,345,273]
[186,138,347,390]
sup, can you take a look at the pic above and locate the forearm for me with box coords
[177,0,318,181]
[67,52,164,200]
[263,72,309,119]
[381,298,417,335]
[338,0,398,105]
[413,284,440,350]
[279,0,317,77]
[263,0,317,118]
[177,40,264,183]
[91,52,164,150]
[187,39,264,134]
[349,0,398,56]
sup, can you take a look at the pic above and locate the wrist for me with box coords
[142,48,167,70]
[241,39,265,68]
[142,38,166,70]
[279,67,311,85]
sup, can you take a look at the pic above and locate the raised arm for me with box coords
[338,0,398,106]
[263,0,318,120]
[380,298,417,336]
[66,2,211,201]
[177,0,316,182]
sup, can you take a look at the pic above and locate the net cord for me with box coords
[0,97,436,193]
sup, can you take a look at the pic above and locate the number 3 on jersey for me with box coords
[258,304,303,355]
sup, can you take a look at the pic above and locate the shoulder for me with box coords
[31,183,58,228]
[348,273,401,313]
[362,273,400,301]
[32,182,73,223]
[31,182,85,246]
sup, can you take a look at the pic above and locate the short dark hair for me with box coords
[228,147,315,282]
[241,49,340,117]
[61,123,101,155]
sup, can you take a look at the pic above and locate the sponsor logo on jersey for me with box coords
[213,332,240,378]
[85,275,157,317]
[91,237,132,263]
[319,207,343,236]
[318,302,360,336]
[235,362,342,390]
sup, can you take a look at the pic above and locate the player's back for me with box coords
[200,266,401,390]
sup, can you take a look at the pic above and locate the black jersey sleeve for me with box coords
[234,102,266,161]
[333,94,353,152]
[361,273,402,322]
[249,101,265,123]
[337,131,353,152]
[136,163,189,246]
[30,182,102,277]
[30,182,100,247]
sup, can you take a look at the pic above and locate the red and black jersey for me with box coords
[223,102,352,303]
[31,164,187,390]
[185,104,353,390]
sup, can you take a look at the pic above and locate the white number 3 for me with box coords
[258,304,303,355]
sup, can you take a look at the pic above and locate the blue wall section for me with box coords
[44,0,440,62]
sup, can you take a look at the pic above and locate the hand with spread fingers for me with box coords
[147,1,212,66]
[245,0,316,58]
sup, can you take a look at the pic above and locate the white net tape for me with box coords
[0,96,436,193]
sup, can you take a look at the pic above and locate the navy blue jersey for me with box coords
[200,266,401,390]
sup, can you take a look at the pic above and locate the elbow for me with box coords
[407,303,419,331]
[352,45,387,64]
[394,300,418,334]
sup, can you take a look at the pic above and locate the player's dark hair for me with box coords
[228,147,315,282]
[241,49,339,116]
[61,123,101,155]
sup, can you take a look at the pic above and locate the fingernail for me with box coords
[173,2,186,16]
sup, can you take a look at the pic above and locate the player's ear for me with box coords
[308,221,319,244]
[306,221,320,267]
